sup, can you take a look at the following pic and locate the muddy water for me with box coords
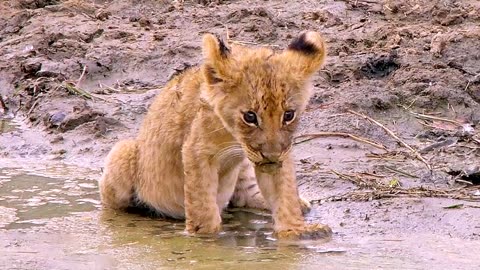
[0,163,479,270]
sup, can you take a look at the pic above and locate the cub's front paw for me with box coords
[186,220,222,235]
[276,223,332,240]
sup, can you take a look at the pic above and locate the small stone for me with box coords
[95,10,111,21]
[129,15,140,22]
[138,18,151,27]
[50,135,64,144]
[20,59,42,75]
[153,32,166,41]
[48,111,66,127]
[51,149,66,155]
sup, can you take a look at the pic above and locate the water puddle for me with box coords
[0,167,99,229]
[1,163,479,269]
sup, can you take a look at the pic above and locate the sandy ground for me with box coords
[1,0,480,246]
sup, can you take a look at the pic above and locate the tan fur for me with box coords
[99,31,332,238]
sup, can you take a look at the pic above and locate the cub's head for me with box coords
[201,32,326,173]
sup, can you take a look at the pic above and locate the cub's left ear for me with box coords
[282,31,327,78]
[202,33,232,85]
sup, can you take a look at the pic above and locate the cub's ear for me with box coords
[282,31,327,78]
[202,34,232,85]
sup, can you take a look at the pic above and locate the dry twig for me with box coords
[76,65,87,88]
[27,99,40,116]
[64,82,111,102]
[465,73,480,92]
[294,131,388,151]
[472,136,480,145]
[314,187,479,203]
[383,165,418,178]
[347,109,432,170]
[324,170,479,202]
[330,170,380,188]
[330,170,361,185]
[402,107,463,126]
[64,82,93,100]
[316,171,479,203]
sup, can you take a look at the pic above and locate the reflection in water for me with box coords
[1,164,480,270]
[0,167,99,229]
[98,208,351,270]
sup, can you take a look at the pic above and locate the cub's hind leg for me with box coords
[99,139,138,210]
[230,160,269,210]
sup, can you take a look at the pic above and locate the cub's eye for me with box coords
[283,110,296,123]
[243,111,258,125]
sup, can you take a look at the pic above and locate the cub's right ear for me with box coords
[282,31,327,79]
[202,34,232,85]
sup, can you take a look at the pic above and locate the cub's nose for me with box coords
[260,152,281,163]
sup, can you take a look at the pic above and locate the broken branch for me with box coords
[294,131,388,151]
[347,109,432,170]
[403,107,463,126]
[76,65,87,88]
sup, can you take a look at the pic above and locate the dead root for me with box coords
[63,82,94,100]
[16,75,111,104]
[348,109,432,170]
[316,187,479,203]
[294,132,388,151]
[315,170,480,203]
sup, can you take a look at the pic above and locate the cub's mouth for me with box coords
[255,161,283,174]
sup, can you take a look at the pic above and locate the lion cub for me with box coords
[99,31,332,239]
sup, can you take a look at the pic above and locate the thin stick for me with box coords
[383,165,418,178]
[294,131,388,150]
[27,99,39,116]
[104,85,121,93]
[455,179,473,185]
[224,24,230,42]
[347,109,432,170]
[64,83,92,99]
[464,73,480,92]
[313,186,479,203]
[359,172,387,178]
[472,136,480,145]
[406,109,462,126]
[76,65,87,88]
[330,170,363,186]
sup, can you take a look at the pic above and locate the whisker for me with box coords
[218,149,243,161]
[213,145,244,162]
[216,142,242,147]
[241,144,262,163]
[205,126,227,136]
[280,144,293,160]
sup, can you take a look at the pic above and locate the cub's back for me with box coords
[137,67,204,145]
